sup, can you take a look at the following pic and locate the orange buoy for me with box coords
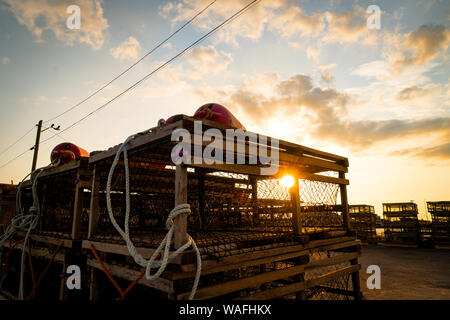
[50,143,89,164]
[193,103,246,130]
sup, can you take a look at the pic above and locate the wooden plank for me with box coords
[299,173,349,185]
[89,268,99,300]
[87,259,173,293]
[183,116,348,165]
[339,172,350,231]
[178,251,359,300]
[71,171,84,240]
[174,165,188,249]
[237,264,360,300]
[15,233,73,248]
[290,178,302,236]
[89,121,182,164]
[5,243,65,263]
[177,238,359,276]
[88,166,100,239]
[82,240,157,257]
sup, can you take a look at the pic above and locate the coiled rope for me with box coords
[105,134,202,300]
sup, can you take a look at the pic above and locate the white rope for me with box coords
[105,134,202,300]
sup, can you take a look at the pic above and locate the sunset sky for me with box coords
[0,0,448,219]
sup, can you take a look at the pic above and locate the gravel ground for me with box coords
[359,245,450,300]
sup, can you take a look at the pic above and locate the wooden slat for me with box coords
[87,259,173,293]
[178,237,359,275]
[89,121,182,164]
[88,166,100,239]
[178,251,359,300]
[237,264,360,300]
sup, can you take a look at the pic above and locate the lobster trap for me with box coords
[349,205,377,244]
[383,202,419,246]
[427,201,450,247]
[0,159,92,300]
[83,115,360,300]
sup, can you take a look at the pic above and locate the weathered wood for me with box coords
[237,264,360,300]
[89,121,182,164]
[88,166,100,239]
[174,165,188,249]
[290,178,302,236]
[339,171,351,231]
[177,251,359,300]
[82,240,156,257]
[177,238,359,276]
[89,267,99,300]
[87,259,173,293]
[71,173,84,240]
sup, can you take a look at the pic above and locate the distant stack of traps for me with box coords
[1,156,91,300]
[84,115,361,300]
[349,205,377,244]
[427,201,450,249]
[382,202,419,247]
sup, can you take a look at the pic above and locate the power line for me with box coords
[1,0,260,170]
[43,0,218,124]
[0,125,35,159]
[0,148,32,170]
[0,0,217,171]
[41,0,261,145]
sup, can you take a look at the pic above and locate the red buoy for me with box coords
[193,103,246,130]
[50,143,89,164]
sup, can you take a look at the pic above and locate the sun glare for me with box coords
[280,174,295,189]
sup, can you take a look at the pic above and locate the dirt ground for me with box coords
[359,245,450,300]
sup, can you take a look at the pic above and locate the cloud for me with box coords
[396,86,428,101]
[160,0,285,46]
[323,6,379,45]
[3,0,108,50]
[270,6,325,38]
[182,45,233,80]
[195,72,449,160]
[1,57,10,64]
[391,142,450,161]
[319,63,336,72]
[384,24,450,75]
[315,117,450,148]
[321,72,334,83]
[306,46,320,62]
[110,36,142,61]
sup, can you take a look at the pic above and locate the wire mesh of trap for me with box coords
[17,174,91,236]
[303,250,353,300]
[92,159,344,258]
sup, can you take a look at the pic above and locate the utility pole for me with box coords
[30,121,61,172]
[31,120,43,172]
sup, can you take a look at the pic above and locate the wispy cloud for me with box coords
[4,0,109,50]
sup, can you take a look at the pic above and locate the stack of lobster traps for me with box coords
[0,158,91,300]
[349,205,377,244]
[1,115,362,300]
[83,115,361,300]
[382,202,419,246]
[427,201,450,249]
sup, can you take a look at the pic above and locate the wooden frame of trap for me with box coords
[84,115,361,300]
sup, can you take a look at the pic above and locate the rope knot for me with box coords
[166,203,191,229]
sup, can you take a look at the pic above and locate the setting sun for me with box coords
[280,174,295,189]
